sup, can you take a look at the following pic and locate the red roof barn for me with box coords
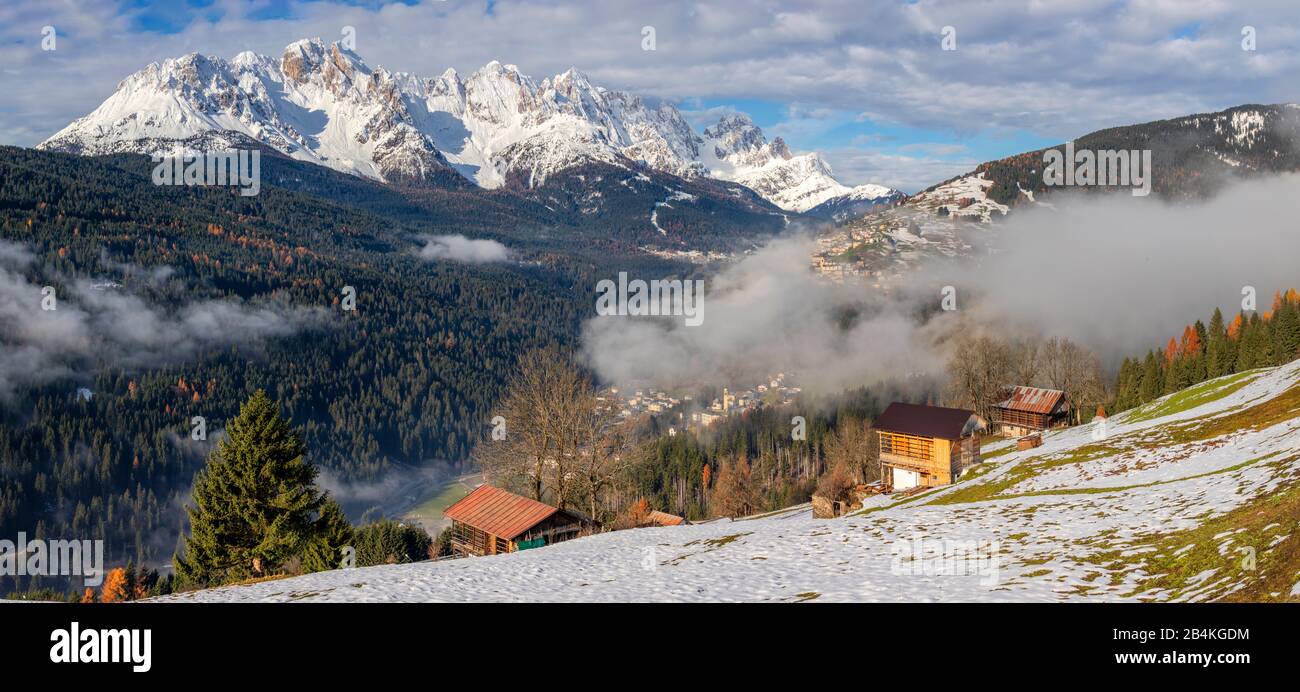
[443,485,595,557]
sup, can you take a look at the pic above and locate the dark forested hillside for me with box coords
[0,145,707,591]
[509,160,789,253]
[927,103,1300,207]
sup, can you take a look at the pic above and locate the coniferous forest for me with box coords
[0,145,710,594]
[1112,290,1300,412]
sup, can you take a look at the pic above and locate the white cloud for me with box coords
[0,246,323,400]
[0,240,34,268]
[581,173,1300,395]
[821,147,977,193]
[416,234,510,264]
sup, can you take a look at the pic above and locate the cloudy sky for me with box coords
[1,0,1297,191]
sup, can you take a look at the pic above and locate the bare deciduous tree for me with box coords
[473,348,572,502]
[823,416,879,484]
[569,387,634,520]
[1039,336,1105,423]
[708,454,761,518]
[473,347,635,518]
[1010,338,1040,387]
[815,461,857,502]
[947,334,1013,422]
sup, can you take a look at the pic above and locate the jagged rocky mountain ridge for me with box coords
[39,39,899,214]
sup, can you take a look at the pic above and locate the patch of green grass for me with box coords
[792,591,821,602]
[1079,457,1300,602]
[980,444,1016,460]
[1160,382,1300,446]
[408,477,476,521]
[959,461,1001,482]
[928,443,1121,506]
[287,589,332,600]
[703,533,751,548]
[1003,451,1282,500]
[1126,370,1263,424]
[673,532,753,564]
[1021,569,1052,578]
[847,486,945,517]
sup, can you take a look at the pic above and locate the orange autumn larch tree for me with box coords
[99,567,130,603]
[1227,313,1244,340]
[627,497,651,526]
[1180,325,1202,356]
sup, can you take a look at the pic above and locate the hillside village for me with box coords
[602,373,802,432]
[810,173,1009,281]
[150,357,1300,603]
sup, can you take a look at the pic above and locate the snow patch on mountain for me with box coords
[909,172,1009,222]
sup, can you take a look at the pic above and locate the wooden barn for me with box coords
[443,485,595,557]
[875,402,983,491]
[992,386,1069,438]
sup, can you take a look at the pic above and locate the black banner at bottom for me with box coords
[0,602,1286,680]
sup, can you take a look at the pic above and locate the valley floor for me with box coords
[154,361,1300,603]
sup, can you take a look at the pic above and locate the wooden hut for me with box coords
[874,402,983,491]
[1016,433,1042,451]
[991,386,1069,438]
[443,485,595,557]
[644,510,688,527]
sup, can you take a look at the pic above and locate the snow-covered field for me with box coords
[155,361,1300,603]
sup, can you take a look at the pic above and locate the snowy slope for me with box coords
[154,360,1300,603]
[39,40,894,212]
[908,171,1010,222]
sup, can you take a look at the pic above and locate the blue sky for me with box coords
[2,0,1297,192]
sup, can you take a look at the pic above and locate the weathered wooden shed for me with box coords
[443,485,595,557]
[992,386,1069,438]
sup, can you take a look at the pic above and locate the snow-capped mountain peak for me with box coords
[698,114,899,212]
[39,39,897,213]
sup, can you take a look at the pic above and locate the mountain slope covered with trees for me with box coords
[0,144,687,592]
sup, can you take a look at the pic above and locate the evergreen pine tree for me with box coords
[1253,313,1274,367]
[1205,307,1228,379]
[1138,351,1161,403]
[301,499,354,573]
[1271,300,1300,365]
[1113,358,1135,410]
[1224,311,1242,372]
[1165,355,1186,394]
[1123,357,1141,408]
[174,389,330,586]
[1189,320,1207,383]
[1236,316,1256,371]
